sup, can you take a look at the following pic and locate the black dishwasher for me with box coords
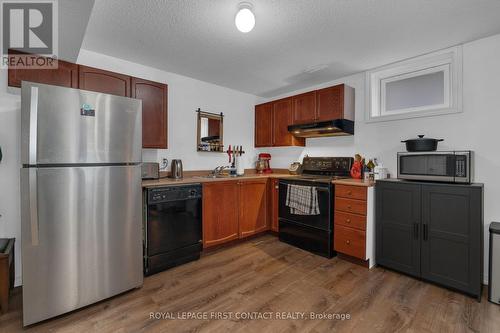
[144,184,202,275]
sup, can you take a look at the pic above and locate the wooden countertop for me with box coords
[142,172,379,188]
[142,173,297,188]
[332,178,375,187]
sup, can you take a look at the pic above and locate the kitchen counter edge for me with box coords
[142,173,298,188]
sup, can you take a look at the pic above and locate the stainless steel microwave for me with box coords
[397,151,473,183]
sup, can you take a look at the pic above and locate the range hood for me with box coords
[288,119,354,138]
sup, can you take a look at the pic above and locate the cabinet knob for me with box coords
[346,219,351,223]
[275,185,279,189]
[346,240,351,245]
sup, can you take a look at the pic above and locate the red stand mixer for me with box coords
[256,153,272,174]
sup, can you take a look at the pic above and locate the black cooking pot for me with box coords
[401,135,443,152]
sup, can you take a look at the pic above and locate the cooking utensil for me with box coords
[227,145,232,163]
[401,135,443,152]
[231,146,236,167]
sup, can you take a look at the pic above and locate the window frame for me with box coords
[365,46,462,122]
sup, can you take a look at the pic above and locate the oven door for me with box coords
[278,179,332,230]
[398,152,456,182]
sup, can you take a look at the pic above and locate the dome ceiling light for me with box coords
[235,2,255,33]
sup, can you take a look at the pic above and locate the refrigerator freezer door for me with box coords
[21,165,143,326]
[21,82,142,165]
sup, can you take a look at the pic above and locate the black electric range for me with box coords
[278,156,353,258]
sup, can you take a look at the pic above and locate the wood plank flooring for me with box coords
[1,234,499,332]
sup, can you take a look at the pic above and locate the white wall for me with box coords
[77,49,259,170]
[257,34,500,283]
[0,51,259,286]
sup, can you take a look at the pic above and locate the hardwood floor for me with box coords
[1,234,499,332]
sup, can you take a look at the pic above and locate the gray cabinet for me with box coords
[376,182,421,276]
[376,180,483,299]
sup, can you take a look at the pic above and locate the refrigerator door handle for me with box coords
[29,169,39,246]
[29,86,38,165]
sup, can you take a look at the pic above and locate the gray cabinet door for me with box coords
[421,185,482,296]
[376,181,421,277]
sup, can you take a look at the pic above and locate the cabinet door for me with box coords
[79,65,131,97]
[8,58,78,88]
[376,181,421,277]
[255,103,273,147]
[202,182,239,248]
[131,78,168,149]
[269,178,279,232]
[272,98,305,147]
[421,185,482,296]
[239,180,268,238]
[316,84,344,121]
[292,91,317,124]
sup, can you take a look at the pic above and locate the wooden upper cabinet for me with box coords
[131,78,168,149]
[8,58,78,88]
[239,179,268,238]
[202,182,239,248]
[255,103,273,147]
[292,91,317,123]
[316,84,354,121]
[272,98,305,147]
[254,83,354,147]
[79,65,131,97]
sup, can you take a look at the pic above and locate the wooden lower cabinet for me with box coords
[334,225,366,260]
[335,197,367,216]
[239,180,268,238]
[333,183,375,267]
[202,182,239,248]
[202,179,269,248]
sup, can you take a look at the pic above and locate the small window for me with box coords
[366,46,462,122]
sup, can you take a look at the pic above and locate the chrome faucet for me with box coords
[211,165,228,177]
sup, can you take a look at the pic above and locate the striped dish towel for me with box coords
[285,184,320,215]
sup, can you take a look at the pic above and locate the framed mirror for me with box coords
[196,109,224,152]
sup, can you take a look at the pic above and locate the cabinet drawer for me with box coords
[335,185,367,201]
[335,197,366,215]
[334,225,366,259]
[334,211,366,230]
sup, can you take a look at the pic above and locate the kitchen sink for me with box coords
[193,174,232,179]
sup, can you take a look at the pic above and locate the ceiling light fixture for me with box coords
[235,2,255,33]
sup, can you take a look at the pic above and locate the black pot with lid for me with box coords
[401,135,444,152]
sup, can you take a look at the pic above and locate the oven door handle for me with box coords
[279,182,331,192]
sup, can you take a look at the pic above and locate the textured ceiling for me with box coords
[82,0,500,97]
[58,0,95,62]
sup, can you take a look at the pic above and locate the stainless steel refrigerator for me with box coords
[20,82,143,326]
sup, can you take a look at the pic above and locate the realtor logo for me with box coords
[1,0,58,69]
